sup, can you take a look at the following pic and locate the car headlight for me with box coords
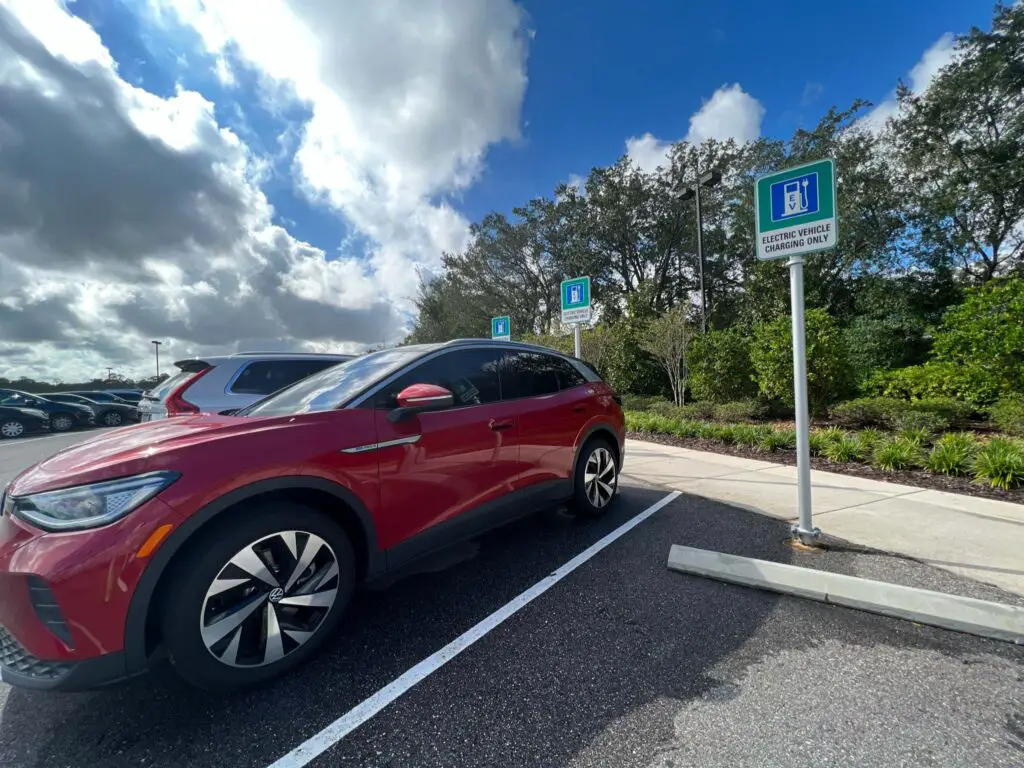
[11,472,179,531]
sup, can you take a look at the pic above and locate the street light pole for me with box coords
[151,340,162,379]
[674,169,721,334]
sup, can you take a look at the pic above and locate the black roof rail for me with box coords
[231,351,354,357]
[440,338,569,355]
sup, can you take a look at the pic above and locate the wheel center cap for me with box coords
[268,588,284,603]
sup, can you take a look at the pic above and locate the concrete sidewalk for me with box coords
[622,439,1024,597]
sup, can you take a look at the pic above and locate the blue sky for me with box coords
[0,0,997,379]
[66,0,992,256]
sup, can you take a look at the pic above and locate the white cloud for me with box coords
[863,33,956,131]
[145,0,529,311]
[0,0,530,381]
[626,83,764,173]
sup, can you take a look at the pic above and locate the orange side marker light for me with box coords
[136,524,174,559]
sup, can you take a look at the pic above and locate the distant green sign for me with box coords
[755,158,838,261]
[560,276,591,324]
[491,315,510,341]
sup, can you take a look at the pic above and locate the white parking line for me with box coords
[267,490,682,768]
[0,433,71,448]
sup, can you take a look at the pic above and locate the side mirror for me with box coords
[387,383,455,423]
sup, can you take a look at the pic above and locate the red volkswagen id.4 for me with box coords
[0,340,624,691]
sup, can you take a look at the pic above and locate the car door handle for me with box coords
[572,404,587,413]
[489,419,514,431]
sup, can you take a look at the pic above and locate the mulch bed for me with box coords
[627,430,1024,506]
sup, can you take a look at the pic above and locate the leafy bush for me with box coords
[854,428,885,454]
[824,436,862,463]
[750,309,854,415]
[808,431,829,456]
[872,438,925,472]
[772,428,798,450]
[757,429,791,453]
[621,394,668,412]
[672,420,702,439]
[817,426,846,444]
[679,401,719,421]
[911,397,973,426]
[697,422,733,442]
[730,424,762,448]
[989,395,1024,436]
[714,400,766,423]
[971,438,1024,490]
[648,400,684,418]
[688,327,758,403]
[864,361,1002,409]
[925,433,978,477]
[892,410,950,436]
[830,397,901,428]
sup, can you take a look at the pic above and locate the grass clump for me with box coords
[924,432,978,477]
[971,438,1024,490]
[872,437,925,472]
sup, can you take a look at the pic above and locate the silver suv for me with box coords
[138,352,354,422]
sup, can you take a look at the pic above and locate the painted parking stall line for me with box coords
[267,490,682,768]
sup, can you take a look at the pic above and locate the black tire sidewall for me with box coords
[160,503,356,691]
[571,437,619,517]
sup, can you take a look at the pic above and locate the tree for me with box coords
[893,3,1024,281]
[641,308,695,405]
[688,327,757,403]
[750,309,853,414]
[580,324,616,376]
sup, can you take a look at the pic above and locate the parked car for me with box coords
[0,405,50,439]
[0,340,624,692]
[0,390,94,432]
[65,391,134,405]
[103,389,144,404]
[137,352,354,422]
[45,394,139,428]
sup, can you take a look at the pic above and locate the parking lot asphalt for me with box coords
[1,439,1023,768]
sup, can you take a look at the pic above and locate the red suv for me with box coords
[0,340,624,692]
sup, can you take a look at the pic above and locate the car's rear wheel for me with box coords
[570,437,619,517]
[160,503,356,691]
[103,410,123,427]
[50,413,74,432]
[0,419,25,439]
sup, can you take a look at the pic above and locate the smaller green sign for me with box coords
[560,276,591,324]
[755,158,838,261]
[491,315,510,341]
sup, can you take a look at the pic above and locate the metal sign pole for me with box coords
[573,323,582,359]
[788,254,818,544]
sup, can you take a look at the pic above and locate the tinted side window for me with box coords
[230,360,338,396]
[552,357,586,390]
[375,349,503,409]
[501,352,566,399]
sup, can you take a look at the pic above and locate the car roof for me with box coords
[172,352,356,368]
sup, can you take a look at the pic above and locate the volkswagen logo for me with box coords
[268,588,285,603]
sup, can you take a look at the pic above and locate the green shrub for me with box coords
[824,436,862,463]
[714,400,766,423]
[854,428,885,453]
[648,400,683,418]
[750,309,854,415]
[893,410,950,437]
[863,362,1002,409]
[672,420,702,439]
[688,327,758,403]
[730,424,762,448]
[757,430,789,453]
[971,438,1024,490]
[697,422,730,442]
[989,395,1024,436]
[621,394,667,412]
[773,428,798,450]
[818,426,846,444]
[925,433,978,477]
[872,438,925,472]
[682,401,719,421]
[911,397,973,425]
[830,397,902,428]
[808,431,829,456]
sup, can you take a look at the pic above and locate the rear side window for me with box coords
[229,360,339,396]
[148,369,199,400]
[375,349,503,409]
[501,352,577,399]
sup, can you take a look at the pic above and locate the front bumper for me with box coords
[0,627,129,691]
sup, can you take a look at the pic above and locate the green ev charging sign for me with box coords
[755,158,838,261]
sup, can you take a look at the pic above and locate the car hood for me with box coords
[9,414,281,495]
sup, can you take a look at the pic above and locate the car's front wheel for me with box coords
[102,410,123,427]
[0,419,25,439]
[160,503,356,691]
[50,413,74,432]
[570,437,619,517]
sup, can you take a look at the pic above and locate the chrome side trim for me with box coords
[340,434,422,454]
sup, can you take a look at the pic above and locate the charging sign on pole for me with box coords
[754,158,838,544]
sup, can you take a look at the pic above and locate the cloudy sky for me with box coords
[0,0,989,381]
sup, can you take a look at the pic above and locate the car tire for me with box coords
[0,419,25,439]
[160,503,356,692]
[50,413,74,432]
[103,411,123,427]
[569,437,619,518]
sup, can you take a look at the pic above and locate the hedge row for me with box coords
[625,411,1024,490]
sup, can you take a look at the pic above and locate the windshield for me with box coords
[241,346,433,418]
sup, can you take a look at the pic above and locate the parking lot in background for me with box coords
[1,434,1023,768]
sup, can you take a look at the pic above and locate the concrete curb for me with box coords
[667,545,1024,644]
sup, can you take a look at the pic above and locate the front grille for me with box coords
[0,626,72,681]
[26,576,74,648]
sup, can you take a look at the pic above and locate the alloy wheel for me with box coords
[52,415,73,431]
[200,531,340,668]
[584,447,617,508]
[0,420,24,438]
[104,411,123,427]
